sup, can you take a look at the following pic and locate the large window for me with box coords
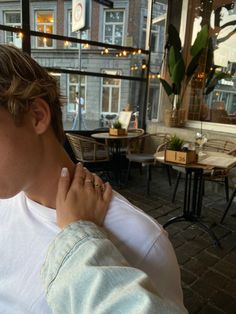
[4,11,21,47]
[103,10,124,45]
[0,0,149,131]
[101,70,121,114]
[186,1,236,125]
[35,10,54,48]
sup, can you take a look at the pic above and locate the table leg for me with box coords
[164,167,220,247]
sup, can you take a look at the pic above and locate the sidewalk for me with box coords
[118,166,236,314]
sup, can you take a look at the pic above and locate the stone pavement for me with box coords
[117,166,236,314]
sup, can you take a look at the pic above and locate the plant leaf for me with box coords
[190,24,208,57]
[160,78,173,96]
[186,49,203,77]
[168,46,181,77]
[167,24,182,51]
[172,57,185,86]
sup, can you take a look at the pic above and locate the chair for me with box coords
[172,138,236,203]
[127,128,145,135]
[126,133,171,194]
[119,128,145,154]
[66,133,110,172]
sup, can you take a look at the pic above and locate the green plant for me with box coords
[160,24,209,109]
[112,120,122,129]
[167,134,184,151]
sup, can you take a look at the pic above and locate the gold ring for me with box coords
[94,183,101,188]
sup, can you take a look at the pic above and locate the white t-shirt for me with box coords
[0,191,185,313]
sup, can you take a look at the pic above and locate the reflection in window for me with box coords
[36,11,54,48]
[104,10,124,45]
[142,2,167,51]
[4,11,22,47]
[145,1,167,120]
[101,70,121,113]
[188,1,236,125]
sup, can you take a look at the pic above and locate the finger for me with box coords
[72,163,86,188]
[93,173,104,186]
[57,167,70,203]
[103,182,113,204]
[93,174,104,198]
[83,170,95,190]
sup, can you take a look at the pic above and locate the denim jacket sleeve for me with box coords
[41,221,186,314]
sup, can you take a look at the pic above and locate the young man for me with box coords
[0,44,186,313]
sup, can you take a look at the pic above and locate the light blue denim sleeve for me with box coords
[41,221,186,314]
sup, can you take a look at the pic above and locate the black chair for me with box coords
[126,133,171,194]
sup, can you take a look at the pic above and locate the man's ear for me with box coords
[28,98,51,135]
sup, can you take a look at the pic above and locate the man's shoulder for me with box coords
[105,191,165,238]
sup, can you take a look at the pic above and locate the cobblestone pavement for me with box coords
[117,166,236,314]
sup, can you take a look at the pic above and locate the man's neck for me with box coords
[25,141,76,209]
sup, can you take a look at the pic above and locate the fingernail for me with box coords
[61,167,68,177]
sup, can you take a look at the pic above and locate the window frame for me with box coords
[103,9,125,45]
[35,10,55,49]
[101,69,121,114]
[3,10,22,47]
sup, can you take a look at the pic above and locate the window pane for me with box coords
[105,25,112,37]
[105,11,123,23]
[37,11,53,23]
[188,1,236,124]
[111,88,119,112]
[5,12,21,24]
[69,74,79,84]
[102,87,109,112]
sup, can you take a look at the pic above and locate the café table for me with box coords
[91,132,140,186]
[155,151,236,246]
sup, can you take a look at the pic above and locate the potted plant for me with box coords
[165,134,197,164]
[160,23,209,127]
[109,120,127,136]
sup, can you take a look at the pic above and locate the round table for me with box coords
[91,132,141,186]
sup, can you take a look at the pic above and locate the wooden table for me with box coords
[91,132,140,186]
[156,151,236,246]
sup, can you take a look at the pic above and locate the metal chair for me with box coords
[126,133,171,194]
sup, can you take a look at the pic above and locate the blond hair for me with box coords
[0,44,64,143]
